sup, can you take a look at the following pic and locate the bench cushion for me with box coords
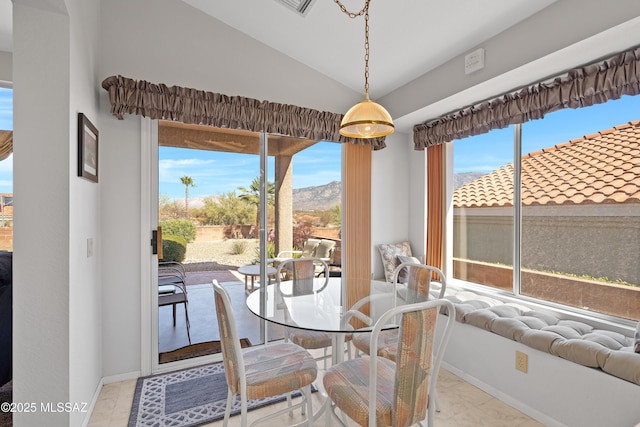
[442,288,640,385]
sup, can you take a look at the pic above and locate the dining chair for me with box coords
[351,263,447,360]
[276,258,350,368]
[212,280,318,427]
[323,298,456,427]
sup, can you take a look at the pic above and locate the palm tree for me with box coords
[238,177,275,235]
[180,176,195,218]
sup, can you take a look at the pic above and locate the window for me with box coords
[452,95,640,321]
[0,87,12,251]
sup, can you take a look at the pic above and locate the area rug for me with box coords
[128,362,314,427]
[159,339,251,364]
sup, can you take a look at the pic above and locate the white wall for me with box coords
[371,130,412,279]
[0,51,11,84]
[386,0,640,128]
[442,319,640,427]
[13,2,72,426]
[67,0,102,426]
[13,0,102,426]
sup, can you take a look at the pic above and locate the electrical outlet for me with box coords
[516,351,528,373]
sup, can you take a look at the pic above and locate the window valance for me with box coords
[413,46,640,149]
[101,75,386,150]
[0,131,12,162]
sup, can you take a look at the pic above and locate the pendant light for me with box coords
[335,0,394,139]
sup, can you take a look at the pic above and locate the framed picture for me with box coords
[78,112,99,183]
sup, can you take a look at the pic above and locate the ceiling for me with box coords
[0,0,557,99]
[180,0,556,99]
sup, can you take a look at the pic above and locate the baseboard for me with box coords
[441,362,564,427]
[102,370,141,385]
[80,377,104,427]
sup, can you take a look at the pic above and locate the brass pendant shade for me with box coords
[335,0,394,139]
[340,96,394,138]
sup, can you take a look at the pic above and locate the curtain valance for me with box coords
[413,46,640,149]
[0,131,12,162]
[101,75,386,150]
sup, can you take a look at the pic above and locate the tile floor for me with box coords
[92,278,544,426]
[87,363,543,427]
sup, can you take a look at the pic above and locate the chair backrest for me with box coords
[392,263,447,302]
[276,257,329,296]
[368,298,456,427]
[314,239,336,260]
[300,238,321,257]
[212,280,246,394]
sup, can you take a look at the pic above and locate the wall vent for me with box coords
[275,0,316,16]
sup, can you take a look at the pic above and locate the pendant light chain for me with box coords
[334,0,372,98]
[335,0,394,138]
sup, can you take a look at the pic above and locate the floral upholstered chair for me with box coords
[351,262,447,360]
[212,280,318,427]
[323,298,456,427]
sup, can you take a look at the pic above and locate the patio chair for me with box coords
[275,238,336,277]
[212,280,317,427]
[276,258,351,369]
[158,261,191,343]
[323,298,456,427]
[158,260,187,292]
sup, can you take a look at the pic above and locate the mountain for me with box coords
[291,174,485,211]
[292,181,341,211]
[177,174,485,212]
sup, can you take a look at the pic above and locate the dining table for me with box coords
[245,276,400,364]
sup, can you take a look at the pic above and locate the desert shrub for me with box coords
[160,219,196,243]
[253,242,276,264]
[293,223,314,250]
[230,240,249,255]
[161,235,187,262]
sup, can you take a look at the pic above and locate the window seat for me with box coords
[428,286,640,386]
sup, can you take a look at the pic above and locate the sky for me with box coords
[0,88,638,198]
[453,94,640,173]
[159,142,342,200]
[0,88,12,195]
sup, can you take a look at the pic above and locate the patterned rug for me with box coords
[128,362,313,427]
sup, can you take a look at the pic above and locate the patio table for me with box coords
[237,264,277,293]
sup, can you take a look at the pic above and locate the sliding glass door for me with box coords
[155,122,343,365]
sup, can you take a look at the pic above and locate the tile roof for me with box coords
[453,120,640,208]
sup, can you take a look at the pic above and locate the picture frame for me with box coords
[78,112,99,183]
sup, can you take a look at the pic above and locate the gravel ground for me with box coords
[182,239,260,271]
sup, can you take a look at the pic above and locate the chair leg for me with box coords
[223,388,234,427]
[302,384,313,426]
[172,303,177,326]
[240,393,248,427]
[323,347,328,370]
[286,392,293,417]
[184,302,191,344]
